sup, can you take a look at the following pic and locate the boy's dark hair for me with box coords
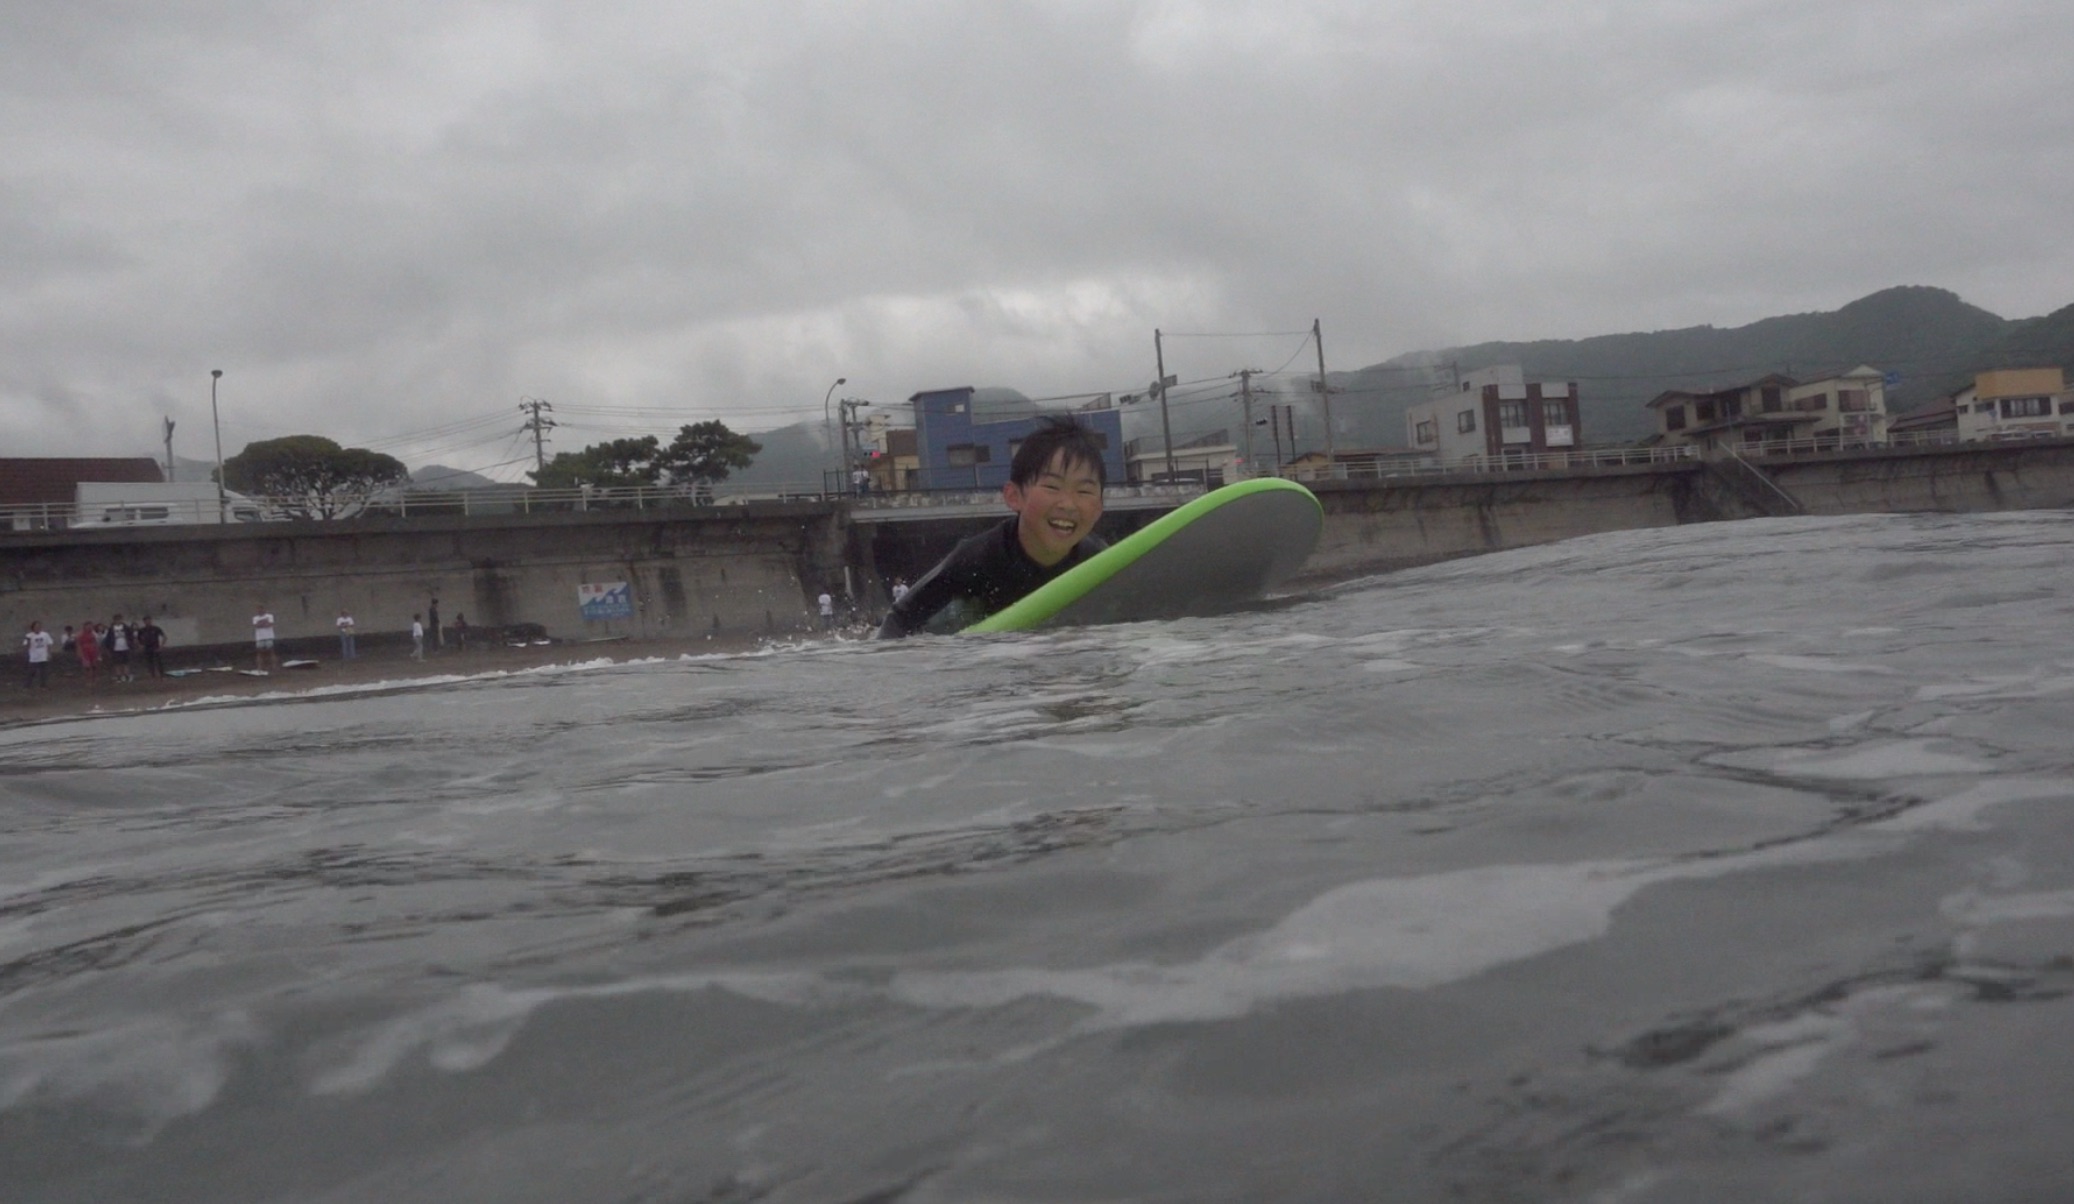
[1009,415,1108,488]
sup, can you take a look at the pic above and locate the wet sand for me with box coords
[1,629,826,725]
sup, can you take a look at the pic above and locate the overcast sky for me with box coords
[5,0,2071,478]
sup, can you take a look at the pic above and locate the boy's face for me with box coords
[1003,451,1104,566]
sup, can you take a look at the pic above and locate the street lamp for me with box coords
[210,369,225,522]
[821,376,847,496]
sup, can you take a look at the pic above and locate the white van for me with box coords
[74,482,266,526]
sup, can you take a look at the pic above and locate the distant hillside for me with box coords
[727,389,1051,490]
[724,421,833,490]
[1329,286,2052,446]
[410,464,498,490]
[1974,301,2074,392]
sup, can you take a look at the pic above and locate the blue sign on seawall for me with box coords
[578,581,634,621]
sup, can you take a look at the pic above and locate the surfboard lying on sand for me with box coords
[964,477,1323,633]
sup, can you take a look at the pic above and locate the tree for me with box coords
[528,436,665,489]
[659,420,761,486]
[220,435,409,520]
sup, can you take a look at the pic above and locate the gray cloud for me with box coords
[4,0,2070,474]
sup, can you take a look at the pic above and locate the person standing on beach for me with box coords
[336,609,357,660]
[107,614,134,682]
[75,620,101,687]
[21,621,54,688]
[411,614,425,660]
[427,596,441,651]
[252,605,277,673]
[136,615,167,679]
[817,591,835,630]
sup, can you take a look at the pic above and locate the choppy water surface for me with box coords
[6,512,2074,1202]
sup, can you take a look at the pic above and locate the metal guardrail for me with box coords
[1278,444,1698,482]
[1,479,1203,532]
[0,433,2031,533]
[850,481,1204,511]
[1734,430,1961,459]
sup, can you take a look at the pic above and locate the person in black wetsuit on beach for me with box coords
[878,416,1110,638]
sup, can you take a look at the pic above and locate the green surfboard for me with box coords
[964,477,1323,633]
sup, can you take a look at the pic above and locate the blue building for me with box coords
[909,387,1126,491]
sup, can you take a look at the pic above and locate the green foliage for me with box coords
[220,435,409,519]
[660,420,761,484]
[529,423,760,491]
[528,436,664,489]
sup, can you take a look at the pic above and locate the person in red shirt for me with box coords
[75,620,101,687]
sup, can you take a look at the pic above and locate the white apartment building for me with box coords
[1406,366,1581,468]
[1649,365,1891,452]
[1953,368,2071,442]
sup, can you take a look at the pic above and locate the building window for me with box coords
[1762,386,1783,413]
[2002,396,2050,418]
[1457,410,1477,433]
[1695,400,1717,423]
[1498,401,1528,428]
[1838,389,1872,413]
[946,444,990,467]
[1665,406,1687,431]
[1543,399,1570,426]
[1723,396,1743,418]
[1795,393,1828,412]
[1414,419,1437,444]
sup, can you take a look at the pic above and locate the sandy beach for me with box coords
[1,628,812,725]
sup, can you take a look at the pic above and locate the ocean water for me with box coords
[5,511,2074,1203]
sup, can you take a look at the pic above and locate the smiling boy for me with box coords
[877,416,1110,638]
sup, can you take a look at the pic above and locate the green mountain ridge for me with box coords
[1331,286,2074,447]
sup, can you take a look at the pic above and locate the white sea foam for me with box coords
[1940,887,2074,925]
[1698,1013,1850,1116]
[153,656,647,713]
[1872,778,2072,832]
[1748,654,1894,675]
[1706,741,1988,781]
[0,1012,259,1140]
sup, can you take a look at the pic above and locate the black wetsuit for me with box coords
[878,518,1108,638]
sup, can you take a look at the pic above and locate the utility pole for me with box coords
[1153,329,1177,482]
[1312,318,1336,475]
[162,417,176,482]
[1267,404,1286,470]
[210,370,226,523]
[519,398,556,474]
[838,398,872,488]
[1230,368,1263,476]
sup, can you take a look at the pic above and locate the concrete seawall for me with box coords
[1,503,848,653]
[1304,464,1693,580]
[1304,439,2074,579]
[8,440,2073,650]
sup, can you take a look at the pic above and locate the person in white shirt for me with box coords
[336,609,357,660]
[252,605,277,672]
[816,591,835,631]
[107,614,135,682]
[410,614,425,660]
[21,620,54,689]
